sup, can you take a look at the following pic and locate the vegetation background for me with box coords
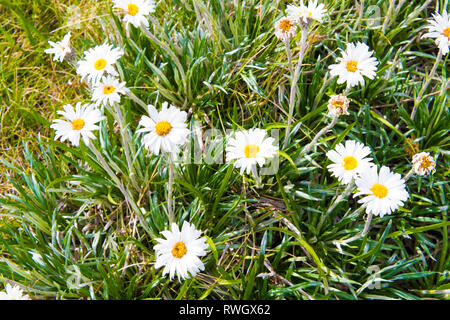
[0,0,448,299]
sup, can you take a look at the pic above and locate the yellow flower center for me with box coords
[128,3,139,16]
[332,98,345,111]
[443,27,450,40]
[94,58,107,70]
[346,60,358,72]
[342,156,357,170]
[419,156,433,170]
[103,85,116,95]
[371,183,388,199]
[279,19,293,33]
[155,120,172,136]
[171,241,187,259]
[71,119,85,131]
[244,144,260,158]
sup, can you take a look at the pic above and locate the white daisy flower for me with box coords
[412,152,436,176]
[154,221,209,281]
[0,284,31,300]
[137,102,190,155]
[326,140,374,184]
[274,16,297,41]
[44,31,72,62]
[355,166,409,217]
[50,103,104,147]
[329,42,379,88]
[286,0,326,25]
[327,94,350,116]
[423,10,450,55]
[226,128,278,175]
[91,75,129,107]
[76,43,124,84]
[113,0,156,29]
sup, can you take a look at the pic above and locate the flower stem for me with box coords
[88,141,153,236]
[167,152,175,224]
[251,165,261,188]
[403,168,415,181]
[333,209,372,252]
[140,26,187,87]
[326,179,355,215]
[126,91,148,110]
[283,27,308,149]
[302,113,338,155]
[411,48,443,120]
[112,102,138,190]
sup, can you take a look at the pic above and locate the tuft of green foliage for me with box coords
[0,0,448,300]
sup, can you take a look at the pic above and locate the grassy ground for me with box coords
[0,0,448,300]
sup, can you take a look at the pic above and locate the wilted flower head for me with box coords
[423,10,450,55]
[274,16,297,41]
[327,94,350,116]
[412,152,436,176]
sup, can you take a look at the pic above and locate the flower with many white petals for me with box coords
[154,221,209,281]
[423,10,450,55]
[113,0,155,29]
[76,43,124,84]
[137,102,190,155]
[329,42,379,88]
[50,103,104,147]
[44,31,72,62]
[327,94,350,116]
[274,16,297,41]
[0,284,31,300]
[226,128,278,175]
[326,140,373,184]
[354,166,409,217]
[91,75,128,107]
[412,152,436,176]
[286,0,326,25]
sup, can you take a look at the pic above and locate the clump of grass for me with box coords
[0,0,448,300]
